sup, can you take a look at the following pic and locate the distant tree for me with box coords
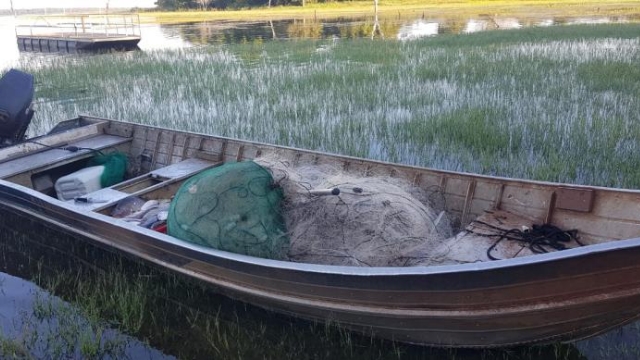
[155,0,175,9]
[156,0,303,9]
[196,0,212,9]
[155,0,198,10]
[209,0,233,8]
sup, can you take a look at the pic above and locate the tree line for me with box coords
[155,0,346,10]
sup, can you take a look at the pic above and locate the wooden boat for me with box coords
[2,114,640,348]
[2,74,640,348]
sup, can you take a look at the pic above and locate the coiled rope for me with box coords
[469,220,582,261]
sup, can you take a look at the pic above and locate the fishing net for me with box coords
[255,155,455,267]
[88,152,128,188]
[167,161,289,260]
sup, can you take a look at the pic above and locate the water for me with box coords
[0,273,175,359]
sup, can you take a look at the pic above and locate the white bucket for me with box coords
[55,165,105,201]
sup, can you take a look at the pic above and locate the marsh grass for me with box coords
[25,24,640,188]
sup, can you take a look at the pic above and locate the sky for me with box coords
[0,0,157,10]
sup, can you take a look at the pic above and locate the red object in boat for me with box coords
[153,223,167,233]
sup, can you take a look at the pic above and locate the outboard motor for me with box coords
[0,69,34,147]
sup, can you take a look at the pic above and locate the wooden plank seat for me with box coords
[66,188,133,211]
[0,134,131,179]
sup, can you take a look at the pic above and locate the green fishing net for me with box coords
[167,161,289,260]
[88,152,128,188]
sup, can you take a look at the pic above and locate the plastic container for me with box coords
[55,165,105,201]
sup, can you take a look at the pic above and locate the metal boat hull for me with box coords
[1,115,640,347]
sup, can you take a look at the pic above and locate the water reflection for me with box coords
[153,14,636,46]
[397,20,439,40]
[567,17,624,25]
[138,23,192,50]
[0,272,175,359]
[463,18,522,33]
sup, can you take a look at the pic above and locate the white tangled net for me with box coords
[255,155,457,267]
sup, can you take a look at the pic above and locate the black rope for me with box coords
[26,139,104,156]
[468,220,582,261]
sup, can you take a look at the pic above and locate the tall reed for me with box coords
[26,24,640,188]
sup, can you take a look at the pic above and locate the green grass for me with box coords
[22,23,640,188]
[578,62,640,94]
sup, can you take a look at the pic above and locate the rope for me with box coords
[26,139,104,155]
[468,220,583,261]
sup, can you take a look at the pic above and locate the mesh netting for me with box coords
[255,155,455,267]
[167,161,289,260]
[88,152,128,188]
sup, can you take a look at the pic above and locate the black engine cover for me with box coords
[0,69,35,146]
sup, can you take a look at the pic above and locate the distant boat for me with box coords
[14,13,141,52]
[2,69,640,347]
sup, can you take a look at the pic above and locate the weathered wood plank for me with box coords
[0,135,132,179]
[554,211,640,242]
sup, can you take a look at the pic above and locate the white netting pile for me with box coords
[255,155,456,267]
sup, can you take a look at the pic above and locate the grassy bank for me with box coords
[26,24,640,188]
[144,0,640,24]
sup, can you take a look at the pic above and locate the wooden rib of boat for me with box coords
[2,115,640,348]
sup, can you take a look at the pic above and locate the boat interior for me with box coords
[0,69,632,266]
[0,114,612,264]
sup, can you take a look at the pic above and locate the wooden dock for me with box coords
[17,34,140,52]
[15,14,141,52]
